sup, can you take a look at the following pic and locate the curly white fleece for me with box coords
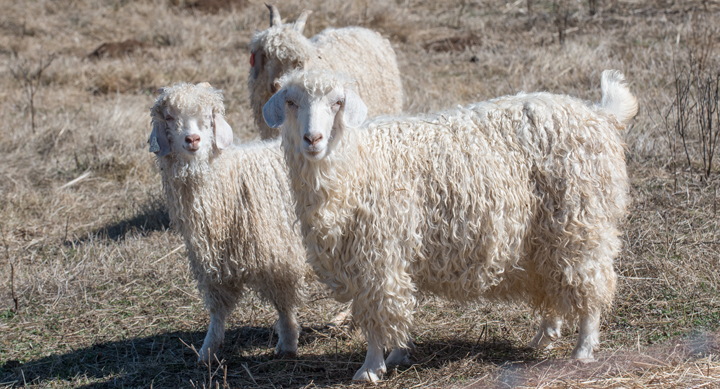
[150,83,311,360]
[279,70,636,355]
[249,12,403,139]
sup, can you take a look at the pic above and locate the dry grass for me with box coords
[1,0,719,387]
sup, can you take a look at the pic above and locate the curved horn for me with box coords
[294,10,313,32]
[266,3,281,27]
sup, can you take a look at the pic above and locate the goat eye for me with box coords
[287,100,296,107]
[165,116,174,121]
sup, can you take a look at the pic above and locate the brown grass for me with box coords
[1,0,719,387]
[88,40,150,60]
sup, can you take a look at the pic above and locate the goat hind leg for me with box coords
[571,311,600,361]
[529,315,563,349]
[385,339,415,367]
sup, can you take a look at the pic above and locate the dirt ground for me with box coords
[1,0,719,387]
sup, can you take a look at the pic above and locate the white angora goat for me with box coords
[263,69,638,382]
[248,4,403,139]
[148,82,311,362]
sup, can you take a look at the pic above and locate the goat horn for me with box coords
[294,10,313,32]
[266,3,281,27]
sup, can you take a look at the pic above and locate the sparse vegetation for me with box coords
[9,55,55,133]
[663,17,720,180]
[0,0,719,388]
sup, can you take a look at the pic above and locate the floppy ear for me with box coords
[213,111,233,149]
[263,90,286,128]
[342,89,367,128]
[149,120,170,157]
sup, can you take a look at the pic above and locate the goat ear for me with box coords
[149,120,170,157]
[213,111,233,149]
[342,89,367,128]
[263,90,286,128]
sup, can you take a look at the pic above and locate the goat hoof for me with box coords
[352,368,381,383]
[385,348,411,367]
[274,350,297,359]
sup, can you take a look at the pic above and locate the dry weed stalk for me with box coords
[589,0,598,15]
[3,233,19,312]
[553,0,569,46]
[9,55,55,133]
[665,56,720,179]
[661,15,720,180]
[181,338,230,389]
[694,69,720,178]
[670,61,694,171]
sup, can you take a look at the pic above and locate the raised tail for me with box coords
[599,70,638,125]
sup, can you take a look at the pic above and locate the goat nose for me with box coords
[304,133,322,146]
[185,134,200,146]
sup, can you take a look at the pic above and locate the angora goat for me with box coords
[148,82,311,362]
[248,4,403,139]
[263,69,638,382]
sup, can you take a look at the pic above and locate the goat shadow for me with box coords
[68,198,171,245]
[0,325,315,388]
[0,324,538,388]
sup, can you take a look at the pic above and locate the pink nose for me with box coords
[185,134,200,148]
[304,133,323,146]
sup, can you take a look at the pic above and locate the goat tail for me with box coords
[599,70,639,125]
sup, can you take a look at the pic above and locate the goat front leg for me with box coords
[350,246,415,382]
[198,284,239,363]
[274,306,299,358]
[353,338,386,382]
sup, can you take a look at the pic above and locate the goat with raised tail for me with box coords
[264,69,638,382]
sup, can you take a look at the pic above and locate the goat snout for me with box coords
[185,134,201,150]
[304,133,323,146]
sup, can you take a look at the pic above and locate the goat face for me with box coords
[149,83,233,164]
[158,104,232,164]
[263,79,367,162]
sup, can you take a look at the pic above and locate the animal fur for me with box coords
[248,5,403,139]
[264,69,638,381]
[149,82,310,362]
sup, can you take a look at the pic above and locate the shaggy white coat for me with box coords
[248,5,403,139]
[264,69,638,382]
[148,82,310,362]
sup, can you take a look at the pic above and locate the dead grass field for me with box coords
[1,0,719,387]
